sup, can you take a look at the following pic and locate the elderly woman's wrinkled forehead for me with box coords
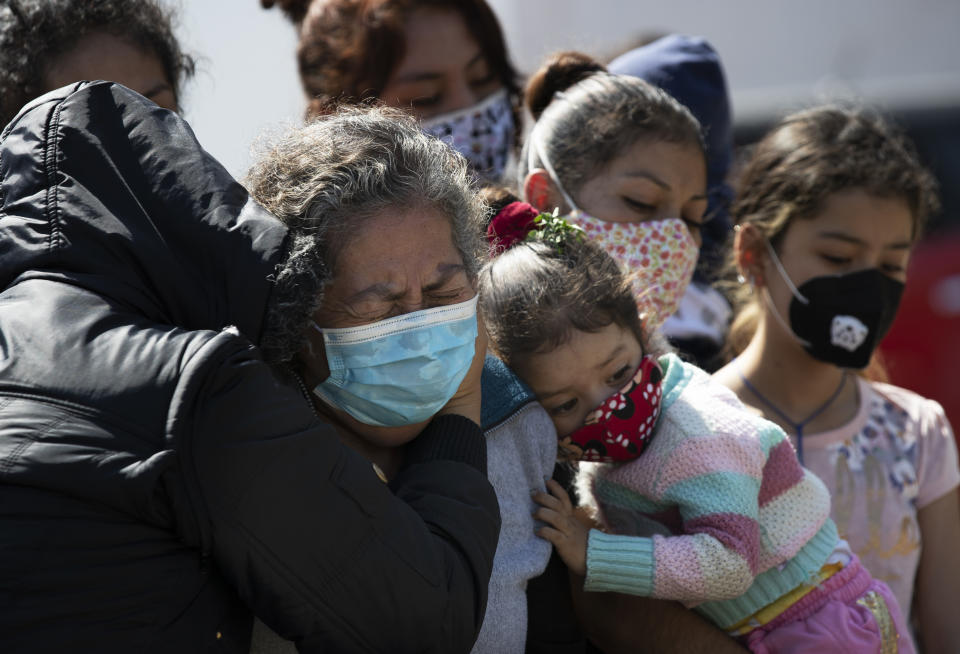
[313,203,475,328]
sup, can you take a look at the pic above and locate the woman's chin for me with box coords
[354,419,432,449]
[321,403,431,450]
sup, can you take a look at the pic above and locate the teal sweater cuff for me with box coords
[584,529,655,596]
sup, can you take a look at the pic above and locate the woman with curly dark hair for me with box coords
[0,0,194,125]
[262,0,520,182]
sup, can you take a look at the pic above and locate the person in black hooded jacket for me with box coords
[0,81,499,653]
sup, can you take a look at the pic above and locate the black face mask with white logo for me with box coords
[764,241,905,369]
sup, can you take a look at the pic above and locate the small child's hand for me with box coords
[532,479,589,577]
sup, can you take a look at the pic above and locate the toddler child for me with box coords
[479,201,913,653]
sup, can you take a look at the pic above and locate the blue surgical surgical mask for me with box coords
[312,295,479,427]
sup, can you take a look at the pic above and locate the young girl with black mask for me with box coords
[714,107,960,653]
[480,202,912,653]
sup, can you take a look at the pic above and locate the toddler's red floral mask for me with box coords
[560,355,664,463]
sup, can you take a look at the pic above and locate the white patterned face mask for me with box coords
[421,88,514,182]
[530,130,699,329]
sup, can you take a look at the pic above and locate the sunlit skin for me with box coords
[378,7,503,120]
[44,31,177,112]
[299,205,476,476]
[525,140,708,246]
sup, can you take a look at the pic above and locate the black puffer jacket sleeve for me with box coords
[174,331,500,654]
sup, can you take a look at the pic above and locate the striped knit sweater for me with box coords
[581,353,839,629]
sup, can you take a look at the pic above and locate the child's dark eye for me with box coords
[608,364,632,385]
[551,398,578,415]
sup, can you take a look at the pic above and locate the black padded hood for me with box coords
[0,81,288,341]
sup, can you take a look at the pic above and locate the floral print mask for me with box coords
[561,355,664,463]
[571,212,699,330]
[421,88,514,182]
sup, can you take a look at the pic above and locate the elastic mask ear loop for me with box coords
[760,237,812,348]
[764,238,808,305]
[307,320,327,359]
[529,123,580,214]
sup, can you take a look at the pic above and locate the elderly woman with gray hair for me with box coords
[244,106,558,654]
[0,81,498,653]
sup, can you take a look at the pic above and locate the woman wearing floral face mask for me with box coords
[262,0,520,183]
[714,107,960,653]
[520,52,710,335]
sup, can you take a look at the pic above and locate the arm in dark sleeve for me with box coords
[175,336,500,653]
[573,587,748,654]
